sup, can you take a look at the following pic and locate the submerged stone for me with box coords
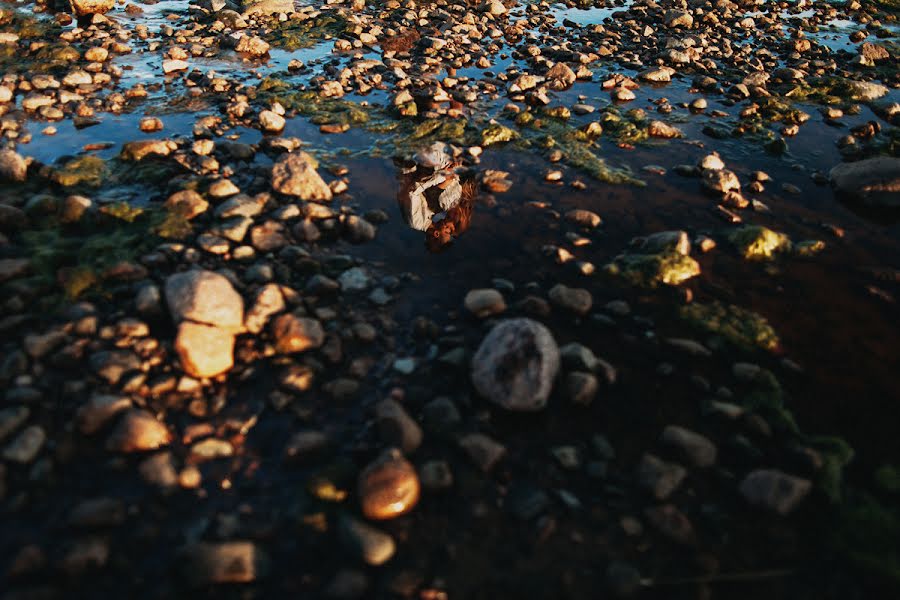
[679,301,780,352]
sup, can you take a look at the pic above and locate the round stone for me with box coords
[358,448,420,520]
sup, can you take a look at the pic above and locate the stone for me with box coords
[68,0,115,17]
[342,216,376,243]
[271,152,333,201]
[644,504,695,545]
[236,35,270,57]
[89,350,141,385]
[338,516,395,566]
[703,168,740,194]
[0,406,29,443]
[564,209,602,228]
[739,469,811,515]
[105,410,171,453]
[283,430,329,462]
[358,448,420,520]
[179,542,268,586]
[419,460,454,491]
[564,371,598,406]
[2,425,45,464]
[0,149,27,182]
[648,121,682,139]
[661,426,717,468]
[174,322,235,378]
[637,454,686,500]
[665,10,693,28]
[458,433,507,472]
[77,394,131,435]
[271,314,325,354]
[471,318,560,411]
[69,498,126,528]
[728,226,791,261]
[464,289,507,318]
[165,190,208,219]
[259,110,285,133]
[548,284,592,316]
[374,399,423,454]
[244,284,285,334]
[165,270,244,331]
[830,157,900,207]
[0,258,30,283]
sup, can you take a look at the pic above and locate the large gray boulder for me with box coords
[471,318,560,411]
[830,157,900,207]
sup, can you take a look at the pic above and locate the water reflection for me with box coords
[395,143,477,253]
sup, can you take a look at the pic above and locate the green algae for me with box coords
[481,123,519,146]
[794,240,826,257]
[679,301,781,352]
[605,251,700,287]
[599,108,650,145]
[262,14,347,51]
[831,492,900,587]
[50,156,108,188]
[728,225,792,261]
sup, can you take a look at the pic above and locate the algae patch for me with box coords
[679,301,781,352]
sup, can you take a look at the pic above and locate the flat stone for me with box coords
[464,288,507,318]
[549,284,592,315]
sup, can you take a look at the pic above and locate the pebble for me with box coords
[358,448,420,520]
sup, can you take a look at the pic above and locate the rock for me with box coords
[648,121,682,139]
[546,62,577,90]
[607,562,643,598]
[139,452,178,490]
[564,209,602,228]
[120,140,177,161]
[163,59,189,74]
[283,430,329,462]
[244,284,285,334]
[464,289,507,318]
[0,406,29,443]
[830,157,900,207]
[174,322,235,378]
[703,169,740,194]
[480,0,506,15]
[0,149,27,182]
[342,216,376,243]
[471,318,560,411]
[0,258,31,283]
[374,399,423,454]
[105,410,171,453]
[358,448,420,520]
[271,314,325,354]
[637,454,686,500]
[241,0,294,16]
[661,426,716,468]
[165,270,244,331]
[259,110,285,133]
[458,433,507,472]
[665,10,693,28]
[843,80,888,102]
[338,267,370,292]
[89,350,141,385]
[165,190,208,219]
[2,425,45,464]
[338,516,395,566]
[564,371,598,406]
[644,504,695,545]
[548,284,593,315]
[739,469,811,515]
[179,542,268,586]
[271,152,333,201]
[68,0,114,17]
[236,35,270,57]
[77,394,131,435]
[418,460,454,491]
[69,498,125,528]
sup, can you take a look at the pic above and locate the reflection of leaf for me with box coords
[805,436,855,503]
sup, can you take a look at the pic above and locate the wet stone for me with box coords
[77,394,131,435]
[564,371,598,406]
[374,399,423,454]
[644,504,696,545]
[358,448,420,520]
[165,270,244,331]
